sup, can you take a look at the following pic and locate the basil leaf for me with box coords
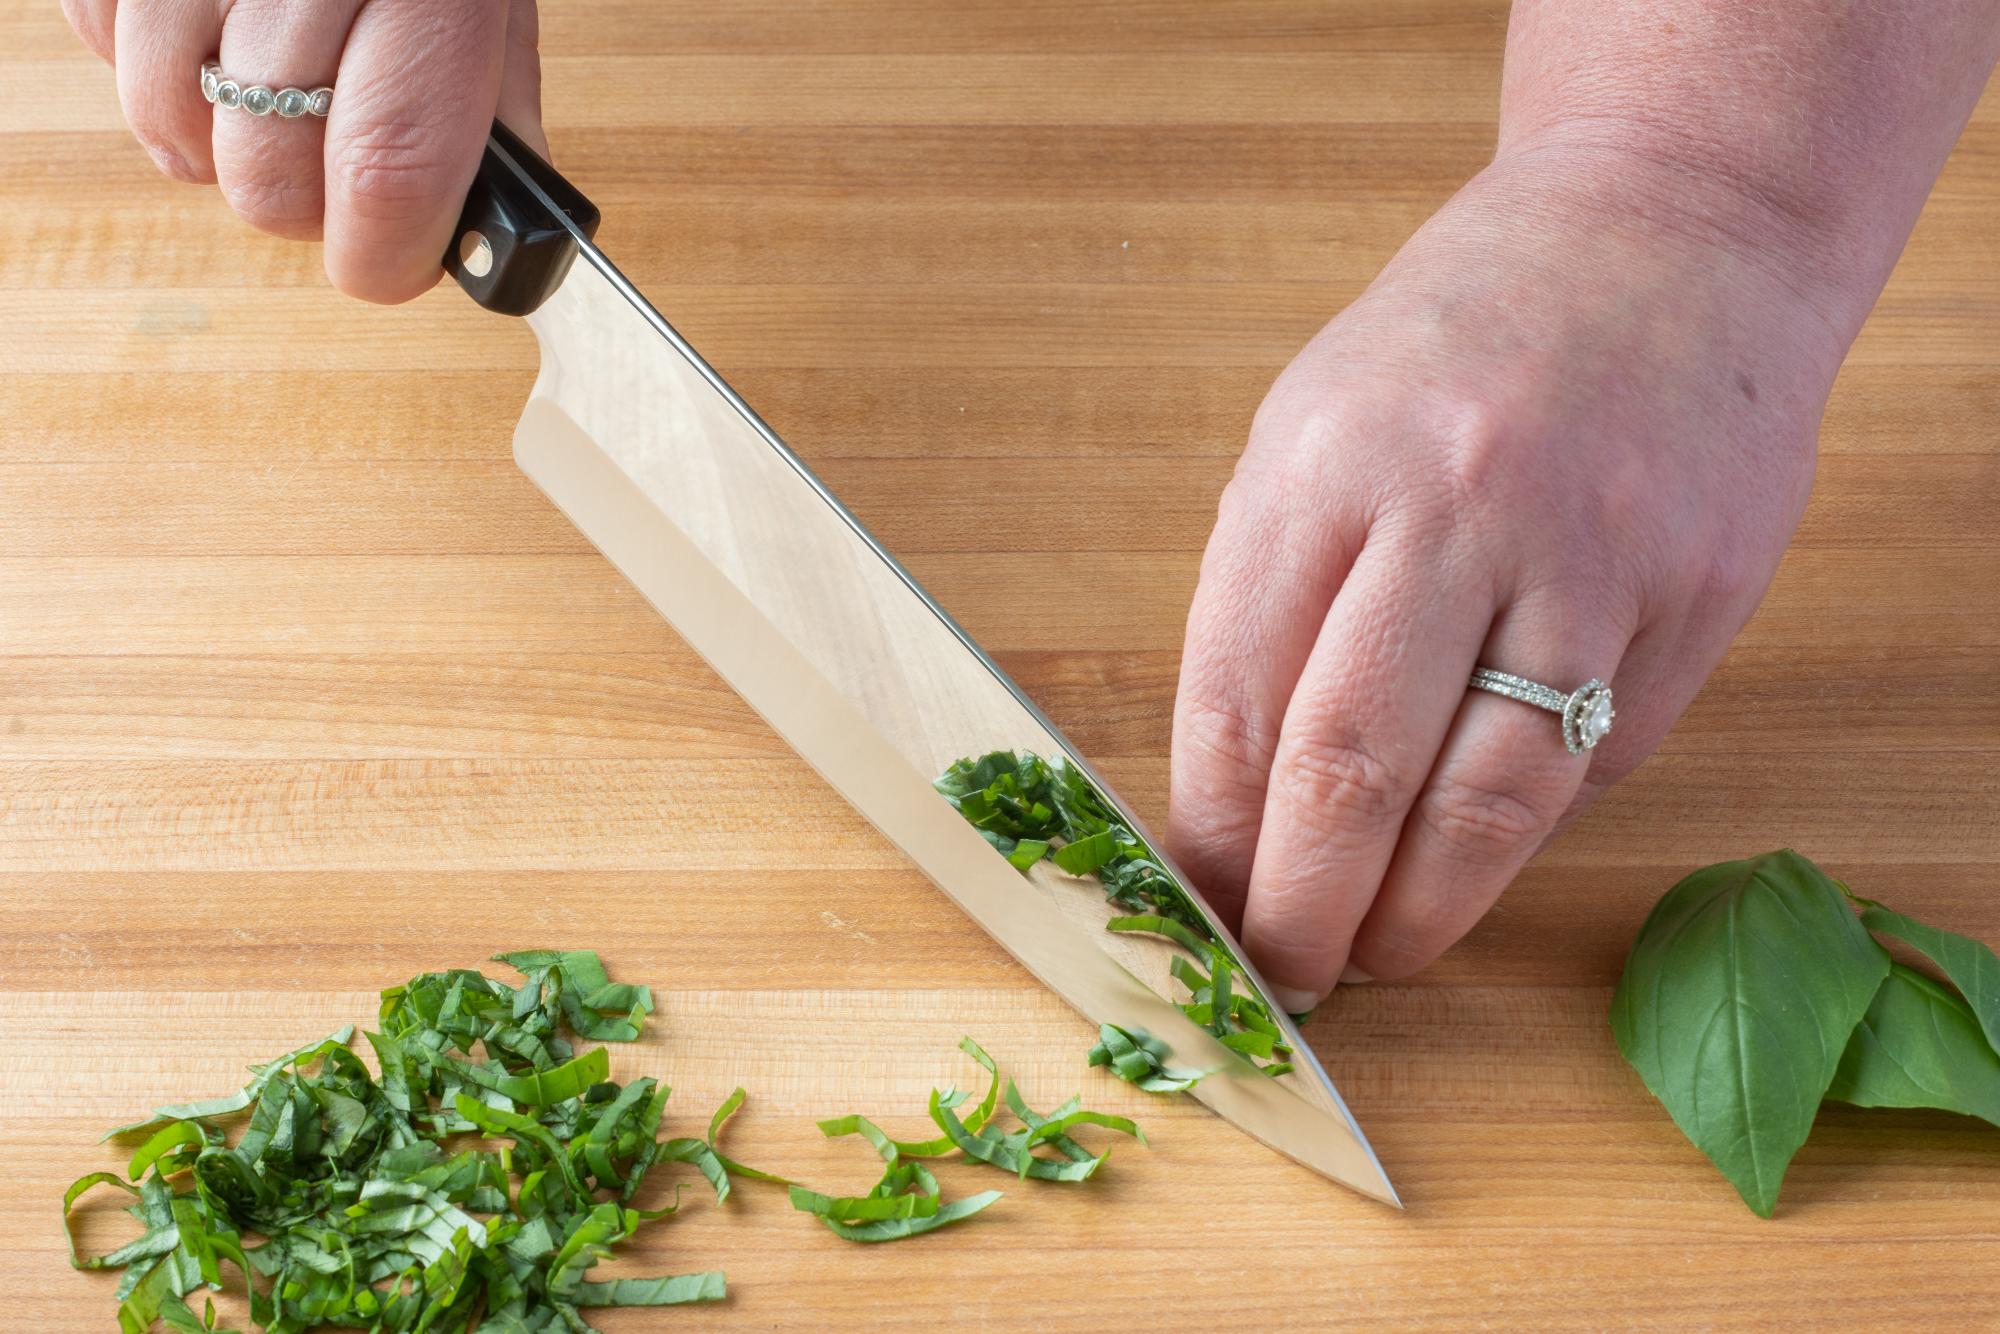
[1610,850,1890,1217]
[573,1272,726,1306]
[940,751,1295,1081]
[62,1172,141,1269]
[659,1136,732,1203]
[705,1086,794,1186]
[1086,1023,1203,1094]
[68,953,758,1329]
[799,1188,1004,1243]
[100,1027,356,1141]
[786,1185,941,1221]
[1052,830,1118,876]
[1826,964,2000,1127]
[889,1036,1002,1157]
[1007,838,1052,871]
[1857,905,2000,1055]
[795,1109,1002,1242]
[927,1087,1104,1181]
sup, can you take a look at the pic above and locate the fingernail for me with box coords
[1270,984,1323,1014]
[1340,964,1373,985]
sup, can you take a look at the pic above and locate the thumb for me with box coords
[497,0,548,158]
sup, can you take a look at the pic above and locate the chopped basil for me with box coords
[69,963,1161,1321]
[64,952,733,1331]
[937,751,1293,1078]
[1087,1024,1204,1094]
[791,1037,1145,1239]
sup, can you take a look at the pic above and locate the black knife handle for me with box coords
[445,120,601,318]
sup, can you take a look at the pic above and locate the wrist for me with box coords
[1475,126,1869,374]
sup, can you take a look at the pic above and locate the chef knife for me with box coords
[441,121,1396,1205]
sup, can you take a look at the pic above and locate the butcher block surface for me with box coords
[4,2,1999,1327]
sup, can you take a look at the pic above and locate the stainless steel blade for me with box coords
[514,239,1396,1205]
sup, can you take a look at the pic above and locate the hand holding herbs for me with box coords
[64,952,1151,1331]
[1613,850,2000,1216]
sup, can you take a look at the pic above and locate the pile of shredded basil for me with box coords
[63,951,768,1333]
[65,953,1151,1330]
[936,750,1294,1078]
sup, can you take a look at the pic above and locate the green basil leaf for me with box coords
[890,1036,1002,1157]
[786,1185,940,1221]
[804,1189,1004,1243]
[1052,830,1118,876]
[101,1027,356,1141]
[1826,964,2000,1127]
[572,1272,727,1306]
[1610,850,1890,1216]
[705,1086,793,1187]
[1007,838,1052,871]
[62,1171,142,1269]
[942,751,1296,1081]
[1086,1023,1202,1094]
[658,1137,731,1203]
[1857,906,2000,1055]
[927,1087,1106,1182]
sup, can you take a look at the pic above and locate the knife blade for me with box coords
[443,122,1396,1205]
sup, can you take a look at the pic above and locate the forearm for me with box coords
[1493,0,2000,342]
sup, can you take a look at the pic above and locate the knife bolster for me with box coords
[447,119,603,318]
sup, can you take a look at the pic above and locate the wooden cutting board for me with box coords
[4,2,1998,1327]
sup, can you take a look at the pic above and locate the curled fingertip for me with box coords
[1269,983,1325,1014]
[325,253,443,306]
[141,139,206,185]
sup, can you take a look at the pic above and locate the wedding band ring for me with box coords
[1469,669,1616,754]
[201,61,331,119]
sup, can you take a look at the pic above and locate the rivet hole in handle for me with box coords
[445,119,603,318]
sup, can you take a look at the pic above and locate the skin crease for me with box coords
[67,2,2000,1006]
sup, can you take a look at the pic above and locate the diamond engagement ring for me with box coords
[200,61,332,119]
[1469,669,1615,754]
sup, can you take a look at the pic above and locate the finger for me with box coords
[211,0,362,239]
[1347,594,1637,981]
[1167,433,1365,925]
[1237,523,1495,1009]
[62,0,116,62]
[1548,611,1724,838]
[114,0,221,182]
[322,0,510,304]
[496,0,548,158]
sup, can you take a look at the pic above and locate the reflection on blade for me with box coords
[934,750,1301,1079]
[515,244,1397,1205]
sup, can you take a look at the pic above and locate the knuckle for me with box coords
[1245,930,1335,993]
[1430,395,1520,510]
[331,117,462,220]
[1349,920,1446,982]
[1417,773,1556,867]
[1690,516,1775,607]
[219,173,323,238]
[61,0,112,58]
[1272,729,1414,838]
[1175,693,1278,794]
[1239,399,1351,503]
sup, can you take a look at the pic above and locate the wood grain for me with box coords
[4,0,1999,1328]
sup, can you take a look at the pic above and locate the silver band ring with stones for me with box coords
[1469,668,1615,755]
[201,61,332,119]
